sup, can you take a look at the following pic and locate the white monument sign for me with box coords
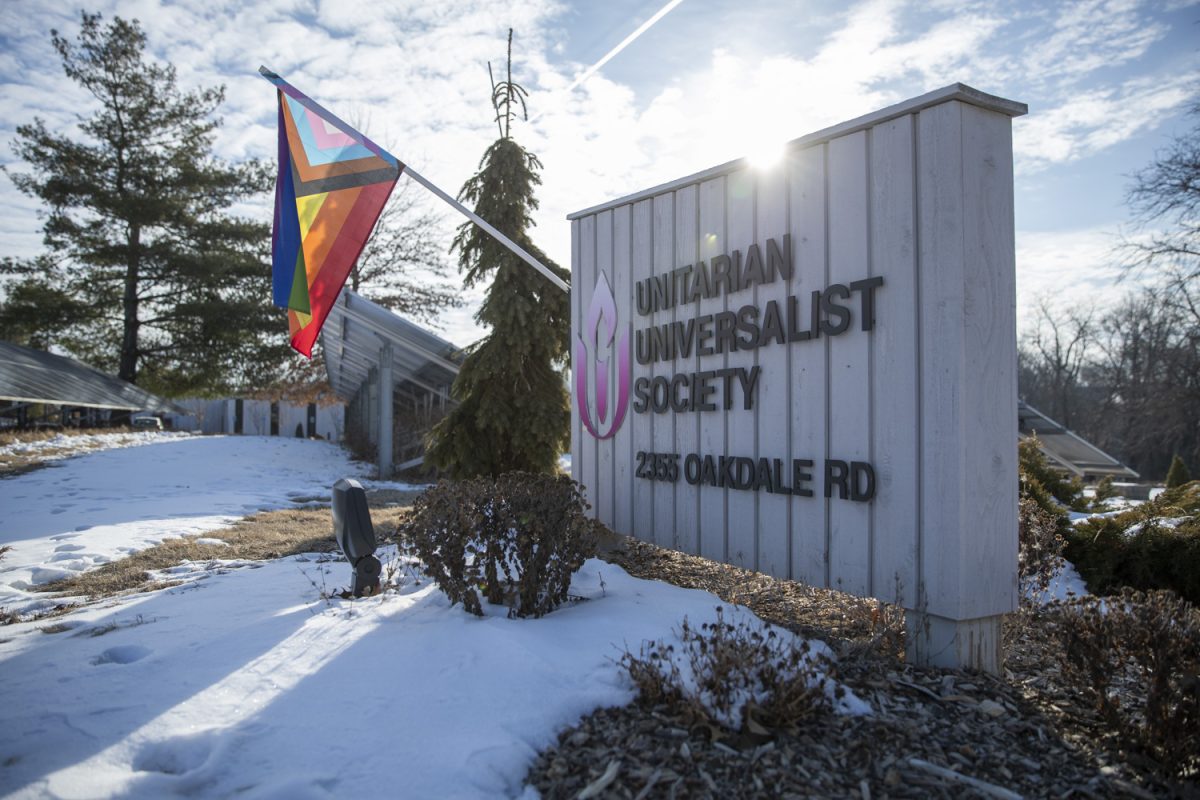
[569,84,1026,672]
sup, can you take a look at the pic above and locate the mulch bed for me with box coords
[525,537,1194,799]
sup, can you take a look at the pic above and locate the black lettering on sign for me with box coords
[637,452,873,501]
[634,452,681,483]
[851,461,876,502]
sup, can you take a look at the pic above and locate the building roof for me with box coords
[1018,400,1139,479]
[322,290,462,402]
[0,340,180,413]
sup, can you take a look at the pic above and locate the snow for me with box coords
[0,435,371,617]
[1123,516,1190,536]
[1026,560,1090,605]
[0,431,189,462]
[0,435,864,799]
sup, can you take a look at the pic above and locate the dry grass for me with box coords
[0,425,129,448]
[39,502,411,600]
[0,426,136,478]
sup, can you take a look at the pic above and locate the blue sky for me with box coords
[1,0,1197,346]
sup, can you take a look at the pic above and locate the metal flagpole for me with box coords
[401,165,569,294]
[259,66,569,296]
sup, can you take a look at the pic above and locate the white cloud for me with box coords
[1015,226,1136,328]
[1020,0,1167,85]
[0,0,1196,349]
[1014,75,1195,173]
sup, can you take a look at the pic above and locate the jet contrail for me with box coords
[530,0,686,122]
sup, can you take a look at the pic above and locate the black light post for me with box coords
[331,478,382,597]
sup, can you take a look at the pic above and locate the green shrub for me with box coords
[1050,590,1200,777]
[1066,481,1200,604]
[1019,436,1087,512]
[1090,475,1117,510]
[1166,454,1192,489]
[402,472,599,618]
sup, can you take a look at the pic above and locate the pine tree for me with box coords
[3,12,287,395]
[1165,454,1191,488]
[426,31,570,477]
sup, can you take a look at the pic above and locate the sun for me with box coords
[746,139,787,170]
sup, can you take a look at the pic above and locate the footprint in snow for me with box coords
[50,533,80,541]
[54,544,87,553]
[132,732,213,775]
[92,645,152,665]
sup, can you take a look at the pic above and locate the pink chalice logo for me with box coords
[575,271,631,439]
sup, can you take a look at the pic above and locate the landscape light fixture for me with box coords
[331,478,381,597]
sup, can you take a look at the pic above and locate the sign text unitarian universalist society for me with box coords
[629,235,882,502]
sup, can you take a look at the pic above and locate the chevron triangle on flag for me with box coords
[262,68,403,358]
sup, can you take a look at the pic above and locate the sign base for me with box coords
[905,611,1003,674]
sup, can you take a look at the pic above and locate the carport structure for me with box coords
[0,340,178,427]
[322,290,462,478]
[1018,400,1138,480]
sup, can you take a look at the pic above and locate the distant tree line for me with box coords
[1020,105,1200,481]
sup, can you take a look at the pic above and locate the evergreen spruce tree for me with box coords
[426,31,570,477]
[2,12,287,395]
[1165,454,1191,488]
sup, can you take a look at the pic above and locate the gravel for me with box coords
[524,537,1192,799]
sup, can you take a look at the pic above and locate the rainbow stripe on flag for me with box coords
[261,67,402,357]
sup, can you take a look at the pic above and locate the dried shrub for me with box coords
[1019,496,1067,602]
[1066,481,1200,604]
[1050,590,1200,777]
[402,472,599,618]
[621,607,852,736]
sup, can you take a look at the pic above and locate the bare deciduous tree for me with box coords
[1123,102,1199,301]
[1020,298,1095,428]
[350,179,463,324]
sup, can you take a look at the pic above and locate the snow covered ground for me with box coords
[0,431,190,464]
[0,434,372,618]
[0,435,862,799]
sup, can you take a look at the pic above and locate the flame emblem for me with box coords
[575,271,631,439]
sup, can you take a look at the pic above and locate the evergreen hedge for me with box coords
[1065,482,1200,605]
[1166,454,1192,489]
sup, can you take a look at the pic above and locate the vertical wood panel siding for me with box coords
[631,200,655,541]
[756,162,790,578]
[790,145,829,586]
[577,214,597,511]
[571,91,1021,622]
[612,205,635,537]
[674,186,701,555]
[652,194,676,549]
[595,210,615,526]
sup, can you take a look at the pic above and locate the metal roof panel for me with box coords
[0,341,180,413]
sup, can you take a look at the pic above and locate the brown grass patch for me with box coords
[0,425,133,448]
[39,503,411,600]
[0,426,137,478]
